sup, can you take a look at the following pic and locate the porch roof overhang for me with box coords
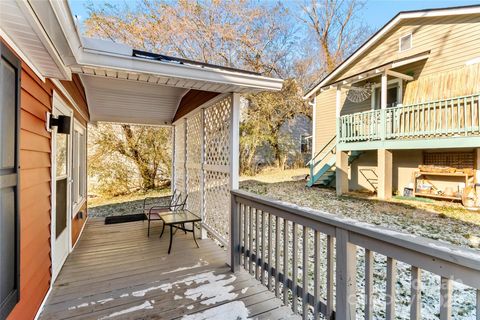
[72,38,283,125]
[318,51,430,93]
[1,0,284,125]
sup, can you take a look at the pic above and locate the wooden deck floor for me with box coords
[39,218,299,320]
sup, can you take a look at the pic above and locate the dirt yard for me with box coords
[240,169,480,250]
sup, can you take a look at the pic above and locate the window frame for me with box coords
[399,33,413,52]
[72,120,87,215]
[0,41,21,319]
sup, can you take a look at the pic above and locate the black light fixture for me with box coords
[47,112,71,134]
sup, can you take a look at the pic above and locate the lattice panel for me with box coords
[202,96,233,243]
[174,122,185,194]
[204,97,232,166]
[187,113,202,164]
[186,113,202,215]
[204,170,230,242]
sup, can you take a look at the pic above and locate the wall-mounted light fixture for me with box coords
[46,112,71,134]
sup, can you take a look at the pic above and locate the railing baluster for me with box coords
[476,289,480,320]
[283,219,289,305]
[386,257,397,320]
[249,206,253,274]
[457,97,461,133]
[243,204,248,270]
[477,95,480,132]
[326,235,334,319]
[365,249,374,320]
[464,97,468,135]
[261,210,266,285]
[237,202,242,271]
[439,100,442,134]
[255,208,259,280]
[268,213,273,291]
[410,266,421,320]
[292,222,299,313]
[440,277,452,320]
[313,231,321,319]
[275,215,280,297]
[470,96,474,131]
[302,226,309,319]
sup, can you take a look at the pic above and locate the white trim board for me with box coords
[303,5,480,99]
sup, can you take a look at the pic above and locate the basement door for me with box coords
[51,93,73,281]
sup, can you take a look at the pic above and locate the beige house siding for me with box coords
[313,89,340,154]
[333,14,480,82]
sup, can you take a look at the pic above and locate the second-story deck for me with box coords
[38,218,300,320]
[338,93,480,150]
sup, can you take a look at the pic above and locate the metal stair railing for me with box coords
[307,135,337,186]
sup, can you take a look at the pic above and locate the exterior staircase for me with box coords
[306,136,363,187]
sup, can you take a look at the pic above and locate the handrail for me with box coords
[339,93,480,143]
[307,135,336,166]
[230,189,480,319]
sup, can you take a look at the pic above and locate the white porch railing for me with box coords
[339,93,480,143]
[230,190,480,320]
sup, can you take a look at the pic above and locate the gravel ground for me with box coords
[88,196,171,217]
[240,179,480,251]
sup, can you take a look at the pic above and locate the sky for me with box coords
[68,0,479,33]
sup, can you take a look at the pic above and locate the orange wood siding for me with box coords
[3,38,90,319]
[7,62,54,320]
[173,89,219,122]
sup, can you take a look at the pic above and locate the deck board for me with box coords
[39,218,299,320]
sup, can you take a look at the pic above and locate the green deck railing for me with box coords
[339,93,480,143]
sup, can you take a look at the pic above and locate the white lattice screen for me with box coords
[173,94,236,245]
[173,122,185,194]
[186,112,202,216]
[203,97,232,243]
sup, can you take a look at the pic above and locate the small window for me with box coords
[300,135,312,154]
[72,122,86,213]
[399,34,412,52]
[1,42,20,319]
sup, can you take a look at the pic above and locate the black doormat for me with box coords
[105,214,146,225]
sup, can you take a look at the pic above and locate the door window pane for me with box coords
[0,61,15,170]
[56,134,67,177]
[56,178,68,238]
[0,189,15,303]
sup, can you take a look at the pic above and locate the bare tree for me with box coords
[299,0,370,77]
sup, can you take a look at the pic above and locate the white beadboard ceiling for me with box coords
[81,75,188,125]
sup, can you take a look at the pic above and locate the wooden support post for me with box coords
[380,71,388,140]
[336,86,342,142]
[227,93,240,265]
[335,228,357,320]
[377,149,393,200]
[476,148,480,183]
[200,109,207,239]
[336,150,349,196]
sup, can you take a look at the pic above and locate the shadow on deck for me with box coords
[39,218,298,320]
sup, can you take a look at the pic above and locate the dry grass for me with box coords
[240,169,480,250]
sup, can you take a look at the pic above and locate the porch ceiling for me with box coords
[80,75,188,125]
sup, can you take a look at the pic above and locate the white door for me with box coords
[51,93,73,281]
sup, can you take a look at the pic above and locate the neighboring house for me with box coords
[304,5,480,200]
[253,114,312,169]
[0,1,282,319]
